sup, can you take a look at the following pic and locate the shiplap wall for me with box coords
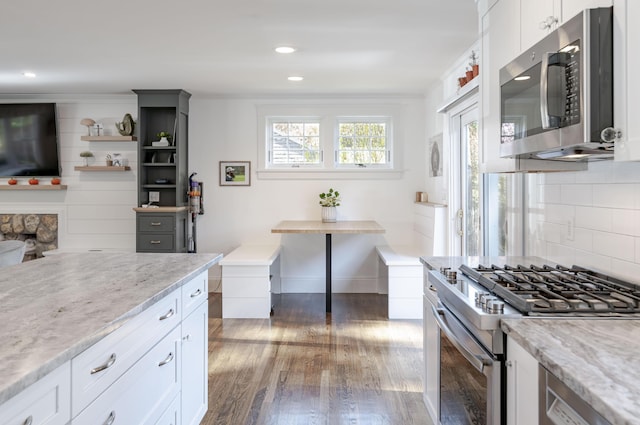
[1,96,138,252]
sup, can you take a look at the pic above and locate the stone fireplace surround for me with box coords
[0,214,58,261]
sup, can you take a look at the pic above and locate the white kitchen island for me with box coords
[0,251,221,425]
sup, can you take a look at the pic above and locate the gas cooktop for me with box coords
[459,263,640,316]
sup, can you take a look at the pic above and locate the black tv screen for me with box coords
[0,103,60,177]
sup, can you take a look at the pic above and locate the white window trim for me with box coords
[257,103,404,180]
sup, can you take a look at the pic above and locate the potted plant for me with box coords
[106,154,113,166]
[156,131,172,146]
[319,188,341,222]
[469,50,479,78]
[79,151,94,166]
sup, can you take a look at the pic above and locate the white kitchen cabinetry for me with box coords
[422,270,439,423]
[0,362,70,425]
[506,335,538,425]
[613,0,640,161]
[74,326,182,424]
[181,272,209,425]
[521,0,612,50]
[479,0,608,172]
[480,0,521,173]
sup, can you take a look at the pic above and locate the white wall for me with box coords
[189,96,427,292]
[1,95,138,252]
[527,160,640,282]
[2,94,427,293]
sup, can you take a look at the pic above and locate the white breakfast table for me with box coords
[271,220,385,313]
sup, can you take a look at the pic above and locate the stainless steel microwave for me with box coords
[499,7,613,161]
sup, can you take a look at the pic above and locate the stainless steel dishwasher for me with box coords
[539,365,612,425]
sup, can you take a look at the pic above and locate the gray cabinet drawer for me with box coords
[137,234,175,252]
[138,215,176,233]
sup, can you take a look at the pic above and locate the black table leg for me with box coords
[326,233,331,313]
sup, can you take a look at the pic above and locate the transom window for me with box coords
[337,118,390,167]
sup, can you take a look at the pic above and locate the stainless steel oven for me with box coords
[432,301,502,425]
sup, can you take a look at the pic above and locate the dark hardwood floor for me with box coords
[203,293,432,425]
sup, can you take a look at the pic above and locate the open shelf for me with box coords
[81,136,137,142]
[0,185,68,190]
[74,166,131,171]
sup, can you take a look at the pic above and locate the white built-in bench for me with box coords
[219,244,281,318]
[376,245,423,319]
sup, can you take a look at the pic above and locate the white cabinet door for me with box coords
[614,0,640,161]
[506,336,538,425]
[480,0,522,172]
[181,299,208,425]
[422,292,439,423]
[74,326,182,425]
[0,362,70,425]
[562,0,612,23]
[520,0,556,50]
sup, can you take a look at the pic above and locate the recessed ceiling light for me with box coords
[514,75,530,81]
[288,76,304,82]
[275,46,296,54]
[22,71,36,78]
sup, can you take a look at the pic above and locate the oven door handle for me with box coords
[431,305,492,373]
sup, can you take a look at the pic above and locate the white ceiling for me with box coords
[0,0,478,97]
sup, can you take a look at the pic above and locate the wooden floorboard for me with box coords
[203,293,432,425]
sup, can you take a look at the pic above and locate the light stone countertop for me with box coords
[0,252,222,404]
[502,318,640,425]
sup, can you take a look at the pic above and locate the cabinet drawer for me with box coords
[71,291,180,416]
[138,215,176,232]
[0,362,70,425]
[182,270,208,317]
[74,326,181,425]
[137,234,175,251]
[155,393,180,425]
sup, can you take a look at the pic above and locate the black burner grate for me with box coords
[459,264,640,315]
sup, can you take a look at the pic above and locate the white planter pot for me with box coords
[321,206,337,223]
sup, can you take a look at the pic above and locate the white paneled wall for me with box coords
[1,95,138,252]
[528,160,640,281]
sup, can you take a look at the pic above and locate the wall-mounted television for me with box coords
[0,103,61,177]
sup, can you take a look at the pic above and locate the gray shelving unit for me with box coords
[134,89,191,253]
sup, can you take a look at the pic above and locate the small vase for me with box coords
[321,206,337,223]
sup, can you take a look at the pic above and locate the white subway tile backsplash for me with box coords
[574,161,614,184]
[540,184,562,204]
[543,204,575,224]
[542,222,563,244]
[611,162,640,184]
[575,206,612,233]
[591,231,635,262]
[570,250,612,274]
[609,258,640,283]
[612,209,640,237]
[592,184,638,209]
[560,184,592,206]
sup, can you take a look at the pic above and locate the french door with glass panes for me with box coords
[448,103,524,257]
[450,106,481,256]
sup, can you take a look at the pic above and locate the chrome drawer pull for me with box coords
[158,352,174,366]
[150,240,161,244]
[103,411,116,425]
[159,308,175,321]
[22,416,33,425]
[90,353,117,374]
[150,222,162,226]
[190,288,202,298]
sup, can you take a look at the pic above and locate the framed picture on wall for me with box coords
[219,161,251,186]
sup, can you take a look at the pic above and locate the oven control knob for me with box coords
[486,299,505,314]
[475,292,489,306]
